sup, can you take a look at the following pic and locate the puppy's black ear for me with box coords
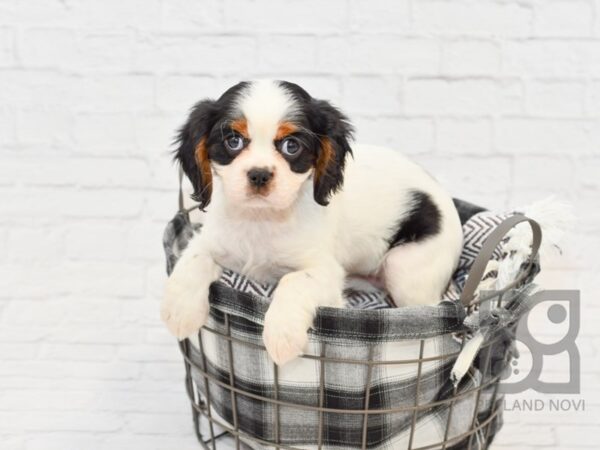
[174,100,218,210]
[310,100,354,206]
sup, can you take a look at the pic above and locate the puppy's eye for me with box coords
[224,135,245,153]
[280,138,302,157]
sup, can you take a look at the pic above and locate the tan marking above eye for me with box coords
[231,118,249,138]
[275,122,298,141]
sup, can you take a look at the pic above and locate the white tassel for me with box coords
[516,196,573,258]
[451,330,486,387]
[494,196,573,291]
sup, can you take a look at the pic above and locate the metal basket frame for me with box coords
[180,325,510,450]
[173,177,542,450]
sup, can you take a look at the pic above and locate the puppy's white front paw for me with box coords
[262,300,311,366]
[263,317,309,366]
[161,275,210,340]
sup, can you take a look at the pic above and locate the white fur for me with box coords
[162,81,463,365]
[236,79,299,131]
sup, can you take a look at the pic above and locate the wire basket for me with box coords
[167,205,541,450]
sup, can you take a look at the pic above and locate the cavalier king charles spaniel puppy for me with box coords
[161,80,463,365]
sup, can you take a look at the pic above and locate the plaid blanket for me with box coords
[163,199,539,449]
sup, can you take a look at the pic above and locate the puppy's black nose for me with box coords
[247,168,273,188]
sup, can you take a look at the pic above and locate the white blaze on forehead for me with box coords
[236,80,297,144]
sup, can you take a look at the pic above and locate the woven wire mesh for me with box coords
[178,294,513,450]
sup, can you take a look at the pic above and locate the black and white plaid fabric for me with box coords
[163,199,538,449]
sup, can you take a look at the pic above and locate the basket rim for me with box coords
[207,281,534,342]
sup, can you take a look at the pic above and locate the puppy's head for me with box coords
[174,80,353,211]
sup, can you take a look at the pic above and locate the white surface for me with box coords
[0,0,598,448]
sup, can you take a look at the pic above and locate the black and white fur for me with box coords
[161,80,463,365]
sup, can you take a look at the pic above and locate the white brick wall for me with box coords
[0,0,598,448]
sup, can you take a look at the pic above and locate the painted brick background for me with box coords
[0,0,599,448]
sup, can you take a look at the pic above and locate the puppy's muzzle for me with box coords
[247,168,274,189]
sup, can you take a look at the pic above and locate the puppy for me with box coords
[161,80,463,365]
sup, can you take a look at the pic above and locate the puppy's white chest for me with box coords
[208,220,300,283]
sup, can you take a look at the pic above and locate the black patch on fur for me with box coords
[273,131,319,174]
[173,81,249,209]
[278,80,354,205]
[204,120,247,165]
[389,191,441,246]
